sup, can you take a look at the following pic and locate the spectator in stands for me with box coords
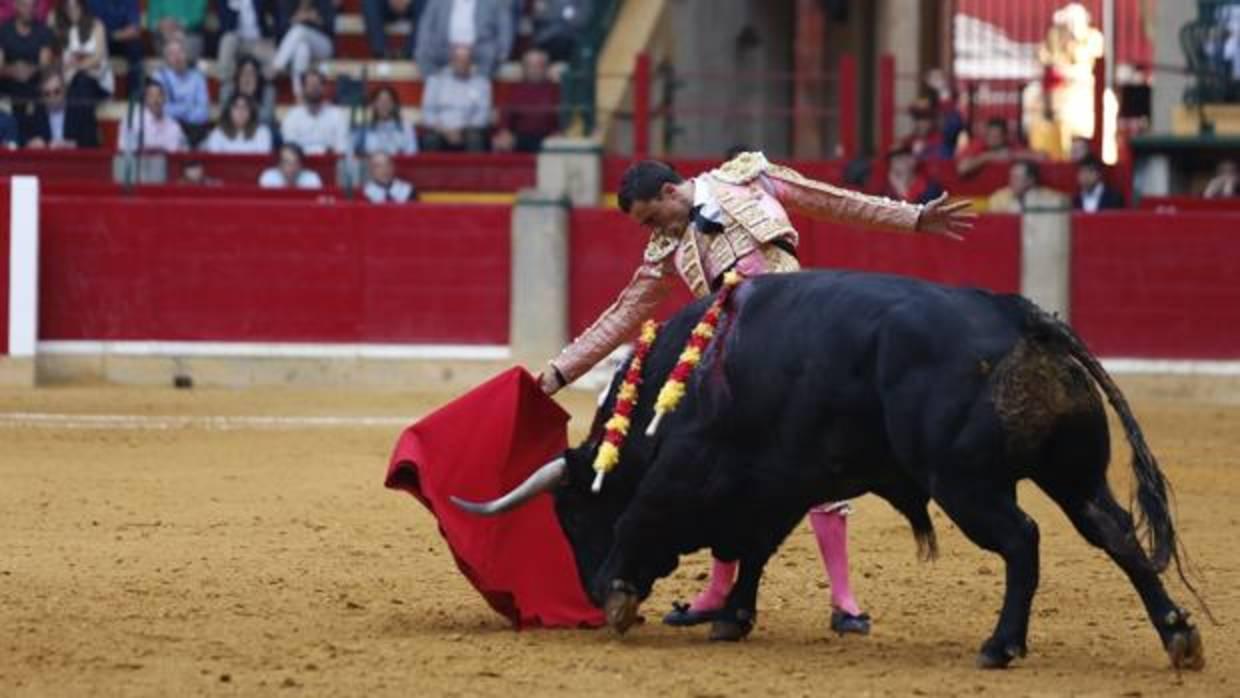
[147,0,206,61]
[415,0,513,78]
[217,0,276,84]
[363,0,423,59]
[259,141,322,188]
[203,94,273,153]
[272,0,335,101]
[1072,155,1124,213]
[220,54,277,127]
[280,68,349,154]
[1068,135,1092,163]
[1203,159,1239,198]
[179,158,220,185]
[118,78,187,152]
[354,85,417,154]
[85,0,140,83]
[50,0,113,98]
[956,117,1035,177]
[987,159,1067,213]
[878,145,943,205]
[0,0,51,24]
[16,66,96,146]
[921,68,964,152]
[362,151,415,202]
[492,47,558,153]
[155,35,210,146]
[530,0,589,63]
[897,100,951,160]
[0,0,54,106]
[420,43,491,151]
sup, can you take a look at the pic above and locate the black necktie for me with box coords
[691,204,725,234]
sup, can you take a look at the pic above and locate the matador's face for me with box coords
[626,183,693,235]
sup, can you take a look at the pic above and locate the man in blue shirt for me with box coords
[154,35,209,145]
[86,0,141,82]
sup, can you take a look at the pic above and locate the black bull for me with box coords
[455,270,1205,670]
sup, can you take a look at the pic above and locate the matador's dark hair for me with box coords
[618,160,684,213]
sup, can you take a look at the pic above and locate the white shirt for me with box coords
[421,70,491,130]
[48,108,65,142]
[279,103,351,155]
[118,109,187,153]
[692,174,724,224]
[203,124,273,154]
[1080,182,1104,213]
[363,178,415,203]
[448,0,477,45]
[259,168,323,189]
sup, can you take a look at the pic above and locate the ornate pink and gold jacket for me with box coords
[549,152,925,385]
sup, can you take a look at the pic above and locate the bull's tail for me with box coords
[1025,302,1213,620]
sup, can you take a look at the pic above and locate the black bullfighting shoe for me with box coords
[662,602,722,627]
[830,609,872,636]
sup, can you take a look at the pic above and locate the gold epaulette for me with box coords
[710,151,771,185]
[643,232,680,264]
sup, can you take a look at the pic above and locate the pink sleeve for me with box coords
[760,168,922,232]
[549,261,673,385]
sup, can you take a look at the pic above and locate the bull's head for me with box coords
[450,299,710,606]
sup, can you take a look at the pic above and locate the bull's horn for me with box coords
[449,457,566,516]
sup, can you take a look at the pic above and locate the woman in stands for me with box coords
[220,54,277,128]
[49,0,112,100]
[353,85,417,155]
[203,93,273,154]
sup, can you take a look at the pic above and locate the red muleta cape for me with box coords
[384,367,605,629]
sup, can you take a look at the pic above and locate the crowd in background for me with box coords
[0,0,587,195]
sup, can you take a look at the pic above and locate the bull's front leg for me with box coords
[710,504,813,641]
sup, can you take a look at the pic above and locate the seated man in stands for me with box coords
[420,43,491,152]
[118,78,186,153]
[0,0,55,107]
[363,0,424,59]
[154,35,210,146]
[956,117,1037,177]
[987,159,1067,213]
[16,67,97,147]
[878,145,943,204]
[259,142,323,188]
[362,151,416,203]
[146,0,206,60]
[280,68,350,155]
[897,100,951,160]
[492,48,558,153]
[415,0,512,77]
[1072,154,1124,212]
[85,0,141,85]
[529,0,590,62]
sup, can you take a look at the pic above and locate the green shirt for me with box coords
[146,0,207,31]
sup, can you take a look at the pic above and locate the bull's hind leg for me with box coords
[932,476,1040,669]
[1034,413,1204,670]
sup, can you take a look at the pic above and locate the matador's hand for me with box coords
[918,193,976,241]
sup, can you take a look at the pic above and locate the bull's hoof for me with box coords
[1166,625,1205,671]
[708,609,754,642]
[604,581,641,635]
[975,638,1026,670]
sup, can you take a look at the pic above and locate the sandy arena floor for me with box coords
[0,376,1237,697]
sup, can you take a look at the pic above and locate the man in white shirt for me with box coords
[259,143,324,189]
[279,68,350,155]
[420,44,491,151]
[118,79,187,153]
[362,151,415,203]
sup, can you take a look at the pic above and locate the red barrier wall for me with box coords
[1071,212,1240,358]
[568,210,1022,336]
[39,198,511,345]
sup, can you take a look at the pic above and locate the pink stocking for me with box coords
[689,558,737,612]
[809,505,863,616]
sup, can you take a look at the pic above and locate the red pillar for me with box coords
[633,52,651,158]
[793,0,827,158]
[838,54,858,160]
[878,54,896,156]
